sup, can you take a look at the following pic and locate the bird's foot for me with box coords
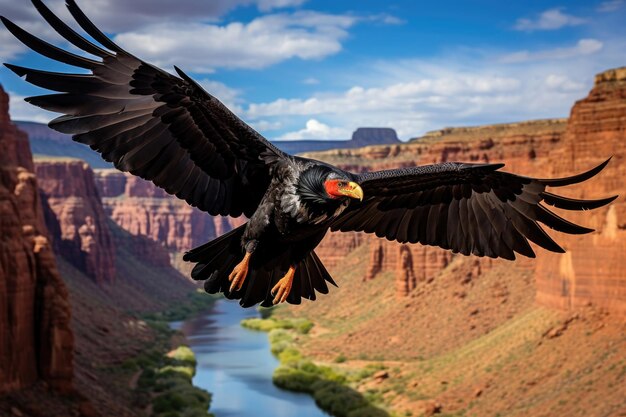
[229,252,251,292]
[271,266,296,305]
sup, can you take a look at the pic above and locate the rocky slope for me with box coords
[0,86,74,395]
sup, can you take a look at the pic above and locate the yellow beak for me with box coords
[340,181,364,201]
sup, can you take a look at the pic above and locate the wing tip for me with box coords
[3,63,26,77]
[542,157,613,187]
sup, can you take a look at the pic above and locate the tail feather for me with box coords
[185,225,337,308]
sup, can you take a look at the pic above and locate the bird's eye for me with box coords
[338,181,347,187]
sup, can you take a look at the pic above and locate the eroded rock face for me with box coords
[535,67,626,313]
[0,85,74,394]
[35,160,116,284]
[94,169,242,253]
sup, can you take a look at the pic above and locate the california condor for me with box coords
[2,0,617,307]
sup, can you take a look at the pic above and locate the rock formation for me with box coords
[35,160,116,284]
[535,67,626,313]
[94,169,242,254]
[0,85,74,394]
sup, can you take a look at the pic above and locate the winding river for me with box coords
[172,299,327,417]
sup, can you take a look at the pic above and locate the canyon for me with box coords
[1,64,625,417]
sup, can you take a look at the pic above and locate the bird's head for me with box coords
[323,178,364,201]
[298,166,364,205]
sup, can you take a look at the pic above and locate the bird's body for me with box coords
[2,0,618,307]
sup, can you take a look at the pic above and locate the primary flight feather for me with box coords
[2,0,617,307]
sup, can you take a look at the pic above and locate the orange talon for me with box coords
[229,252,251,292]
[272,266,296,305]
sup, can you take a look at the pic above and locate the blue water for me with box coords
[173,299,327,417]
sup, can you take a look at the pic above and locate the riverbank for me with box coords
[241,316,390,417]
[118,289,219,417]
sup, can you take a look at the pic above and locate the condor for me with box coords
[2,0,617,307]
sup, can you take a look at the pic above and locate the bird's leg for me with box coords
[271,265,296,305]
[229,241,257,292]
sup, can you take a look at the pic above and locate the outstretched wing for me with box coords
[1,0,288,218]
[331,160,617,260]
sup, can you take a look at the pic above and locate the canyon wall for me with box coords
[94,169,244,255]
[0,86,74,394]
[35,160,116,284]
[535,67,626,312]
[311,67,625,312]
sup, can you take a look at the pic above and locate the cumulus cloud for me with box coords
[113,11,355,72]
[277,119,350,140]
[248,76,521,118]
[514,8,585,31]
[499,39,603,63]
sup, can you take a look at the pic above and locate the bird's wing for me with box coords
[331,160,617,260]
[1,0,288,218]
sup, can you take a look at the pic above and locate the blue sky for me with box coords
[0,0,624,141]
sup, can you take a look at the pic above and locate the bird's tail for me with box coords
[183,225,336,307]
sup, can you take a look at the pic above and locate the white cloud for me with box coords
[277,119,350,140]
[514,8,585,31]
[249,75,521,119]
[114,11,355,72]
[367,13,406,25]
[544,74,586,92]
[251,120,283,131]
[303,77,320,85]
[597,0,624,12]
[245,36,626,140]
[0,0,309,32]
[499,39,603,63]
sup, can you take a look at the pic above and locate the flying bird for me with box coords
[2,0,617,307]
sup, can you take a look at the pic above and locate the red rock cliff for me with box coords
[535,67,626,313]
[35,160,116,284]
[0,85,74,394]
[94,169,243,254]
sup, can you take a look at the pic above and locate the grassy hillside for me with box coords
[273,243,626,417]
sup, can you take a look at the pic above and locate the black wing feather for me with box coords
[2,0,288,218]
[332,160,616,260]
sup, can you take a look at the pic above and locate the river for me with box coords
[172,299,327,417]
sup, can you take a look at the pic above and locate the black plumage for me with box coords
[2,0,618,307]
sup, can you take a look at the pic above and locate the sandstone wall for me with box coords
[0,85,74,394]
[35,160,116,284]
[94,169,243,254]
[535,67,626,312]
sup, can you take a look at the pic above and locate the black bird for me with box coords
[2,0,617,307]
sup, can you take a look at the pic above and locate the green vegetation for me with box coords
[143,288,220,321]
[241,316,314,334]
[242,317,389,417]
[126,324,214,417]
